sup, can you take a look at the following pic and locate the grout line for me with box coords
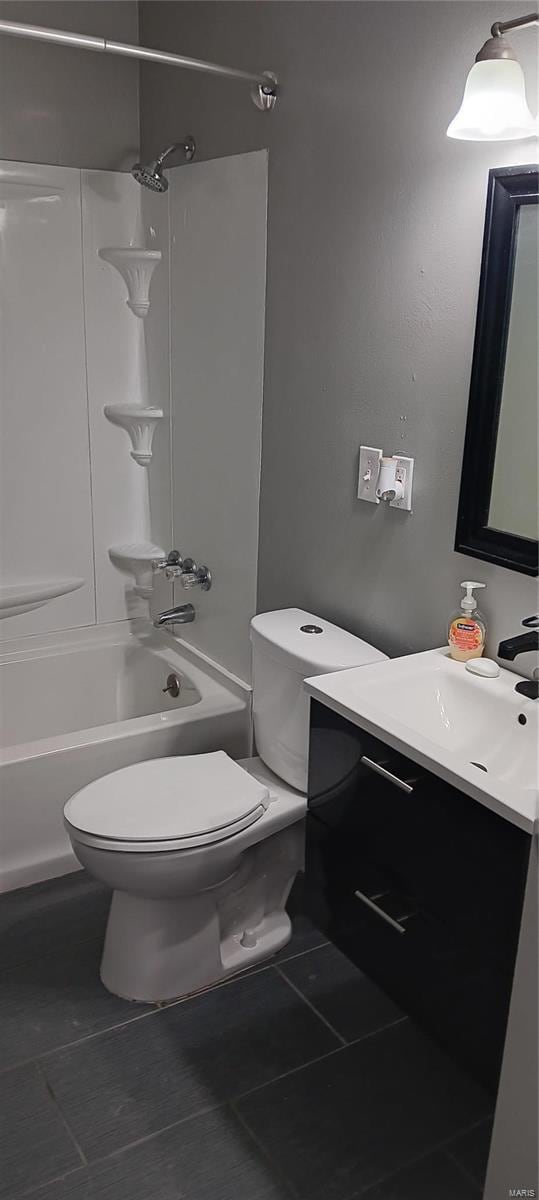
[18,1101,224,1199]
[443,1146,485,1191]
[36,1060,88,1169]
[0,943,329,1077]
[20,1165,87,1199]
[161,939,329,1011]
[275,963,347,1046]
[357,1116,492,1199]
[346,1013,409,1046]
[0,1002,163,1077]
[230,1100,301,1199]
[78,171,99,626]
[235,1041,349,1104]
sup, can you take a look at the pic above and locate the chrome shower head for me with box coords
[131,161,169,192]
[131,137,196,192]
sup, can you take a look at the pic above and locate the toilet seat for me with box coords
[64,752,270,853]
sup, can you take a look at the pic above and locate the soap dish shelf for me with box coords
[109,543,165,599]
[98,248,162,318]
[104,405,164,465]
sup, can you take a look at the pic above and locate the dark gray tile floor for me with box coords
[0,871,492,1199]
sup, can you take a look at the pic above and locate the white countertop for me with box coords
[305,648,538,833]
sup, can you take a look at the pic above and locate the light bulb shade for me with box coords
[447,58,537,141]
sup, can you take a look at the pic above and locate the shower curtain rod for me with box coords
[0,18,278,109]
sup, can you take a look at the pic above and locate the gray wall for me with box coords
[0,1,139,168]
[139,1,538,667]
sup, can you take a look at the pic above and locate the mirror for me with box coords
[455,165,538,576]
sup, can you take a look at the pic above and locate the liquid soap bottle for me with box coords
[448,582,486,662]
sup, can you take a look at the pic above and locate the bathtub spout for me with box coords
[154,604,195,628]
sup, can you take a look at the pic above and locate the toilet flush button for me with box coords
[241,930,258,948]
[300,624,323,634]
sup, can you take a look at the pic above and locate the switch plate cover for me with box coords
[358,446,382,504]
[390,456,414,511]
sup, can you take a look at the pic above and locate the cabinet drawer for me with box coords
[305,815,512,1093]
[307,700,530,970]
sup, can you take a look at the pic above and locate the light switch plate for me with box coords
[358,446,382,504]
[390,455,414,511]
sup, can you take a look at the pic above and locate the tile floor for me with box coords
[0,871,493,1199]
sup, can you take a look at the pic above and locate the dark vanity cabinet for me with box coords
[304,700,532,1093]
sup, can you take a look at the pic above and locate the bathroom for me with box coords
[0,0,537,1196]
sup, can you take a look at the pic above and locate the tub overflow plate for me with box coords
[162,673,181,698]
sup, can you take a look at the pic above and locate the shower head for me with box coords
[131,137,196,192]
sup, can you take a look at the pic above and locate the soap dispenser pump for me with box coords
[448,581,486,662]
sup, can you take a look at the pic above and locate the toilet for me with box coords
[64,609,386,1002]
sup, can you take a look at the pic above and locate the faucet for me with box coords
[498,616,539,700]
[152,550,212,591]
[154,603,195,628]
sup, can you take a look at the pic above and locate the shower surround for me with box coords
[0,151,267,677]
[0,150,267,889]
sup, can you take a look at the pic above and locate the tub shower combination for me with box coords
[0,621,250,893]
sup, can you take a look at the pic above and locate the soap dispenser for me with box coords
[448,582,486,662]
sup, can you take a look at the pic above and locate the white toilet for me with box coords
[64,609,386,1002]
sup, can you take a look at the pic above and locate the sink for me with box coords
[305,648,538,830]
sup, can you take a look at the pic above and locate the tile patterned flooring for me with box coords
[0,872,492,1199]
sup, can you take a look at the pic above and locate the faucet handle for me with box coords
[152,550,183,573]
[522,615,539,628]
[181,558,212,591]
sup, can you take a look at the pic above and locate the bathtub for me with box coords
[0,620,251,892]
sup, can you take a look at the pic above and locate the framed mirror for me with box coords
[455,165,538,576]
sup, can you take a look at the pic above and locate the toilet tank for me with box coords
[250,608,387,793]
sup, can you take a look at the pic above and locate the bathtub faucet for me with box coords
[154,604,195,628]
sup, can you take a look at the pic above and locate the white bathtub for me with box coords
[0,620,251,892]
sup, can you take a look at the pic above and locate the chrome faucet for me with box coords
[154,603,195,628]
[152,550,212,591]
[498,616,539,700]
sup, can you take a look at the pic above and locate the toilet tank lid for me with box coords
[250,609,387,675]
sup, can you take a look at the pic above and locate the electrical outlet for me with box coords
[390,455,414,511]
[358,446,382,504]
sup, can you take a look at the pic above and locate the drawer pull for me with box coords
[354,888,407,934]
[360,755,414,794]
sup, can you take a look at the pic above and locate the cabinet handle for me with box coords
[354,888,407,934]
[360,755,414,794]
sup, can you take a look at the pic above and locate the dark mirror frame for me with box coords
[455,164,538,577]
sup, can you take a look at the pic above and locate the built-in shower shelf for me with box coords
[98,247,162,318]
[109,543,165,599]
[104,405,164,465]
[0,578,84,619]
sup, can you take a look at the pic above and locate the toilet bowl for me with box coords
[64,609,386,1002]
[65,752,305,1001]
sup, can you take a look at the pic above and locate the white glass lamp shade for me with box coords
[447,58,537,141]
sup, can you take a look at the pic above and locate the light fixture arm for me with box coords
[491,11,539,38]
[475,12,538,62]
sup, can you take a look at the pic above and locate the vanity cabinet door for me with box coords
[305,700,531,1091]
[307,701,529,972]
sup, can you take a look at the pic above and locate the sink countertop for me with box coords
[305,648,538,833]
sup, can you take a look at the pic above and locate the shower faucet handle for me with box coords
[152,550,183,573]
[179,558,212,592]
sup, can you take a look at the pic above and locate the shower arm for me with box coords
[155,142,193,168]
[0,18,278,110]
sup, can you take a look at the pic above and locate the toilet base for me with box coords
[99,822,304,1003]
[100,891,293,1002]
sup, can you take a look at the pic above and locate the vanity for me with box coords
[303,649,536,1095]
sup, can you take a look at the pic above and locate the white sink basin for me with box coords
[306,648,538,831]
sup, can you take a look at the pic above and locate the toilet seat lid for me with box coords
[64,752,270,844]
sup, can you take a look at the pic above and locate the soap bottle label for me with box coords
[449,618,483,653]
